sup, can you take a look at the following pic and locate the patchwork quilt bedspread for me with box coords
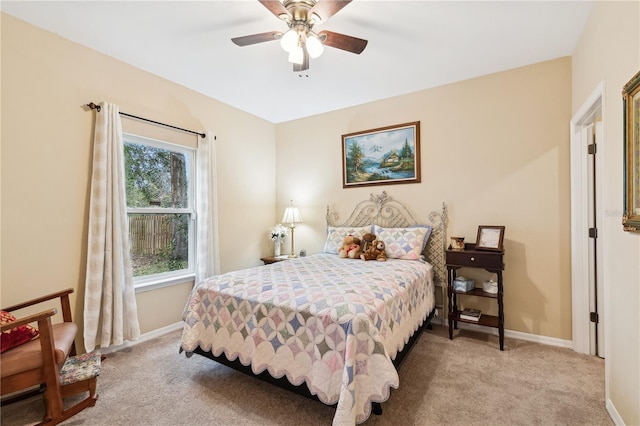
[180,253,435,425]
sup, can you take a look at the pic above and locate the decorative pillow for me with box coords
[373,224,432,260]
[1,310,40,353]
[322,226,372,254]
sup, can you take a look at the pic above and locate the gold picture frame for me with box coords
[475,226,505,251]
[623,70,640,232]
[342,122,421,188]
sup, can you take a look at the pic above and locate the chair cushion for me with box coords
[1,310,39,353]
[60,351,101,385]
[0,322,77,378]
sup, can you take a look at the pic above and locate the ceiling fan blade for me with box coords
[309,0,352,23]
[319,30,367,54]
[258,0,290,19]
[231,31,281,47]
[293,49,310,72]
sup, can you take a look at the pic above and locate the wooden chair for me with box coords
[1,289,99,425]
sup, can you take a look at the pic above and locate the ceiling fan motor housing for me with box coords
[281,0,320,23]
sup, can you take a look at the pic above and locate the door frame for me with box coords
[570,81,606,355]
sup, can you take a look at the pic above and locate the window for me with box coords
[123,134,195,288]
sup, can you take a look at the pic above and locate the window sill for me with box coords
[134,272,195,294]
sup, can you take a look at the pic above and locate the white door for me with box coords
[570,84,605,358]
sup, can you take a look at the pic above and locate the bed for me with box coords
[180,192,447,425]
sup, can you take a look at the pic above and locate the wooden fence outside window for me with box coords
[128,215,174,255]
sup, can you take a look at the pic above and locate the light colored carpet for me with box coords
[1,325,612,426]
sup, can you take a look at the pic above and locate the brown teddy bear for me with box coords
[360,232,376,254]
[338,235,362,259]
[361,239,387,262]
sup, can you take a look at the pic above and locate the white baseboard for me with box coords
[606,398,625,425]
[452,322,573,349]
[428,318,572,348]
[99,322,184,355]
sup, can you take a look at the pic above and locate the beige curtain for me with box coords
[196,132,221,282]
[84,101,140,352]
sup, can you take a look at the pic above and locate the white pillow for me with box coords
[373,224,432,260]
[322,226,372,254]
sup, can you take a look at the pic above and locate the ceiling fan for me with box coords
[231,0,368,73]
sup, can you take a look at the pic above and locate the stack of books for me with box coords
[460,308,481,322]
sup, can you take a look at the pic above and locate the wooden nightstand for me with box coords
[260,256,290,265]
[446,243,505,350]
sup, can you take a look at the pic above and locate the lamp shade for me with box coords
[282,207,302,224]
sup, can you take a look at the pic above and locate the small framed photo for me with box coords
[475,226,505,251]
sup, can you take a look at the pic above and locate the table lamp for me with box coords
[282,201,302,258]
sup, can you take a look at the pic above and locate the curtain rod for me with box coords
[86,102,207,139]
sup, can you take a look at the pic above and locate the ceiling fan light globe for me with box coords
[288,46,304,65]
[306,34,324,58]
[280,29,299,53]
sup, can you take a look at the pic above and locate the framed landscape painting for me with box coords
[342,121,421,188]
[623,70,640,232]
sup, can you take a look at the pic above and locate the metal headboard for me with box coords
[326,191,448,284]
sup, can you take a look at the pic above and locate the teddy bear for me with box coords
[359,232,376,254]
[361,239,387,262]
[338,234,362,259]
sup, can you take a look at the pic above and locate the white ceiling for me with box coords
[1,1,593,123]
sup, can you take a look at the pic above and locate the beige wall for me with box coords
[4,7,638,424]
[572,1,640,424]
[277,57,573,340]
[1,14,278,345]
